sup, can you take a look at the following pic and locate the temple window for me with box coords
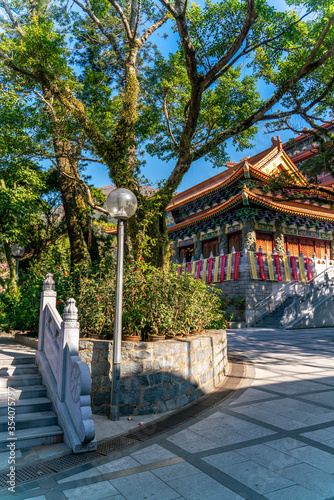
[284,236,332,259]
[179,244,194,263]
[256,232,274,253]
[228,232,242,253]
[202,238,219,258]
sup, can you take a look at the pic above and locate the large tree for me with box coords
[0,0,334,265]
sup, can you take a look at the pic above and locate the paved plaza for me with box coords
[4,327,334,499]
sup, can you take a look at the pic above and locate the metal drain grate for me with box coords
[97,436,139,455]
[0,463,56,487]
[46,451,102,473]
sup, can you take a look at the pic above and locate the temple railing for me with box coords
[248,261,334,326]
[174,250,241,284]
[36,273,97,453]
[280,266,334,328]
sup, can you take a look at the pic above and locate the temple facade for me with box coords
[166,137,334,324]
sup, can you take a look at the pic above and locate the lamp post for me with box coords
[11,244,25,282]
[106,188,138,421]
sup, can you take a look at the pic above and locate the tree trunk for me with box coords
[3,241,16,291]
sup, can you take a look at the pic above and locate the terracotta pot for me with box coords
[122,335,141,342]
[147,334,166,342]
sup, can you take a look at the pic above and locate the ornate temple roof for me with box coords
[167,137,334,234]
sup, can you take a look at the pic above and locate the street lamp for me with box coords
[106,188,137,421]
[11,244,25,282]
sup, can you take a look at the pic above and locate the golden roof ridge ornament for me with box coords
[271,135,283,151]
[242,183,249,206]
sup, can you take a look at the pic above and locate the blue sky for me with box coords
[85,0,303,193]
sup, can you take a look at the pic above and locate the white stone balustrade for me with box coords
[36,273,97,453]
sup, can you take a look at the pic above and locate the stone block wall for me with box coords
[79,330,228,417]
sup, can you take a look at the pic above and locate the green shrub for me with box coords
[0,261,228,337]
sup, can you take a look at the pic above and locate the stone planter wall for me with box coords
[79,330,228,417]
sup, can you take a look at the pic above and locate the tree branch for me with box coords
[107,0,133,41]
[138,14,168,47]
[0,0,23,36]
[201,0,258,90]
[163,91,178,147]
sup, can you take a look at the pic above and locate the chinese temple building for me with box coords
[167,136,334,263]
[166,136,334,325]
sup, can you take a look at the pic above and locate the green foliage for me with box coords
[0,257,228,337]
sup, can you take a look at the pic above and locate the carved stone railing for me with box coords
[35,273,96,453]
[280,267,334,329]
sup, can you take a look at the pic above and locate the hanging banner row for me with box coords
[248,252,313,282]
[176,253,240,283]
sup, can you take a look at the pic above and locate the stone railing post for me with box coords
[57,298,80,402]
[38,273,57,352]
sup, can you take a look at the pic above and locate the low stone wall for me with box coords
[79,330,228,416]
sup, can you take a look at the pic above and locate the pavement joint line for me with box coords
[0,354,249,491]
[161,439,267,500]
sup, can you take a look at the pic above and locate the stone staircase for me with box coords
[254,297,294,328]
[0,339,63,451]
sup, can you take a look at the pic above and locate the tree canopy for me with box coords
[0,0,333,266]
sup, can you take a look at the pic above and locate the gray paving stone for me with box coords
[58,467,102,484]
[97,456,140,474]
[152,462,200,482]
[277,463,334,497]
[110,471,180,500]
[202,450,248,468]
[167,429,221,453]
[130,444,177,465]
[166,471,244,500]
[265,438,308,452]
[63,481,120,500]
[301,427,334,443]
[284,444,334,473]
[234,443,302,470]
[265,484,324,500]
[206,458,295,494]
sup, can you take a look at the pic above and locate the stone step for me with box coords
[0,356,35,366]
[0,398,52,416]
[0,374,42,388]
[0,386,47,401]
[0,425,63,451]
[0,411,57,431]
[0,364,38,376]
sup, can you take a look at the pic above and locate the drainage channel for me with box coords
[0,355,246,490]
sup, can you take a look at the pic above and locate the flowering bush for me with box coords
[0,260,228,338]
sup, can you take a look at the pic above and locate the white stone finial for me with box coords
[183,257,186,264]
[258,246,263,253]
[191,256,194,262]
[312,252,316,259]
[63,298,78,321]
[43,273,55,291]
[231,246,236,254]
[300,250,304,258]
[200,253,204,260]
[273,247,277,255]
[287,249,291,256]
[209,251,214,258]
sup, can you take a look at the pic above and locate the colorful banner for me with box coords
[197,260,202,279]
[233,252,240,280]
[220,255,226,282]
[202,259,208,283]
[213,256,220,282]
[177,265,182,276]
[186,262,191,274]
[267,253,275,281]
[298,257,306,283]
[248,251,257,279]
[257,252,266,280]
[274,254,282,281]
[283,256,291,281]
[182,263,186,274]
[191,260,196,277]
[207,257,214,284]
[226,254,233,281]
[305,258,313,281]
[290,256,298,281]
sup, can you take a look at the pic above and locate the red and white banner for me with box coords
[290,256,298,281]
[257,252,266,280]
[186,262,191,274]
[220,255,226,282]
[207,257,214,284]
[305,258,313,281]
[197,260,202,279]
[233,252,240,280]
[274,254,282,281]
[177,266,182,276]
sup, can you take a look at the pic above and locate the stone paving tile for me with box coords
[151,462,200,482]
[301,427,334,443]
[110,470,181,500]
[166,471,244,500]
[63,480,120,500]
[167,429,222,453]
[202,450,248,468]
[233,443,302,470]
[207,458,295,495]
[97,456,140,474]
[58,467,102,484]
[256,437,307,453]
[277,463,334,497]
[130,444,177,465]
[284,444,334,473]
[265,484,325,500]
